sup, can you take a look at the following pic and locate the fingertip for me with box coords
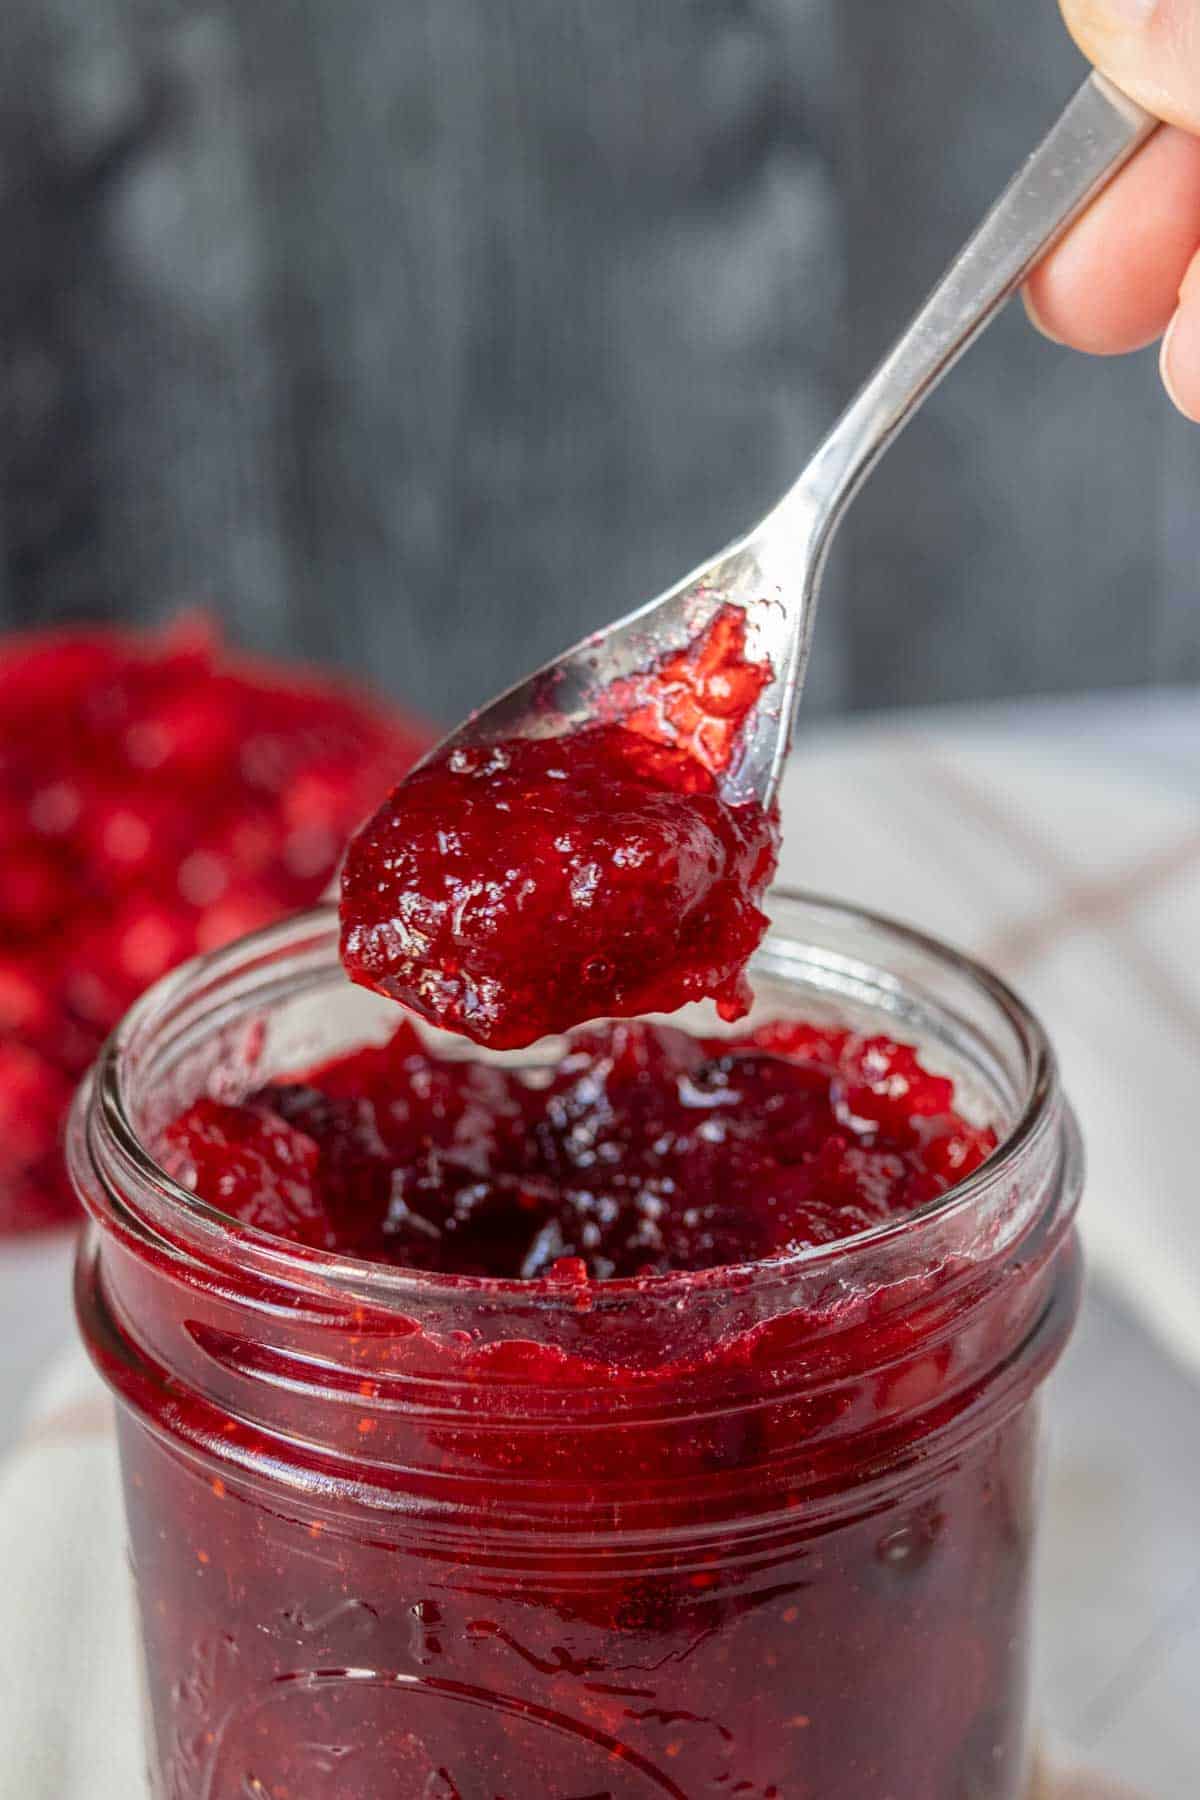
[1021,283,1067,347]
[1024,126,1200,355]
[1060,0,1200,138]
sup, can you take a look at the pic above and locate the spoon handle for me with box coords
[781,74,1157,539]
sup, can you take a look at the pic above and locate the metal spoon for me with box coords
[432,74,1156,810]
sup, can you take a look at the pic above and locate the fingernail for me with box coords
[1158,311,1194,423]
[1160,308,1186,411]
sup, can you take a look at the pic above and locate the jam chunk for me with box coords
[340,727,778,1050]
[341,605,780,1048]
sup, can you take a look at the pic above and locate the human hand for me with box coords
[1026,0,1200,419]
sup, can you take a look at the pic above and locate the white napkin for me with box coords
[0,1355,143,1798]
[4,718,1188,1798]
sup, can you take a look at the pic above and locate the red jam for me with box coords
[159,1018,996,1277]
[75,908,1081,1800]
[340,608,779,1049]
[0,617,423,1231]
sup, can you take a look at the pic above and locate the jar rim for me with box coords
[77,890,1061,1309]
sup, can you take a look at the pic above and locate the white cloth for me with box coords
[4,716,1188,1798]
[0,1356,143,1799]
[777,722,1200,1380]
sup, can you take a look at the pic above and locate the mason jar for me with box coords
[70,893,1082,1799]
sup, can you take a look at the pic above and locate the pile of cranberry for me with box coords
[0,617,422,1231]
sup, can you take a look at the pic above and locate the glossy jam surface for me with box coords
[160,1018,996,1278]
[0,619,422,1230]
[340,609,779,1049]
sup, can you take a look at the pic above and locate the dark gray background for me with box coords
[2,0,1197,727]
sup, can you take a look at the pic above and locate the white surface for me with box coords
[0,1356,141,1800]
[0,1233,76,1454]
[4,684,1200,1797]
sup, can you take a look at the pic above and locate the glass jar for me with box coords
[70,894,1082,1800]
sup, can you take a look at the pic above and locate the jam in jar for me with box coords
[72,896,1080,1798]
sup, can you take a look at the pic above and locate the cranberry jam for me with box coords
[159,1017,996,1278]
[72,900,1082,1800]
[0,617,422,1231]
[340,607,779,1048]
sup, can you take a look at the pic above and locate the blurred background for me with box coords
[2,3,1199,1796]
[4,0,1198,726]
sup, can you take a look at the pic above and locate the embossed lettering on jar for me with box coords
[71,897,1082,1799]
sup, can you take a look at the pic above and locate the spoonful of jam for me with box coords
[342,75,1154,1050]
[341,607,779,1047]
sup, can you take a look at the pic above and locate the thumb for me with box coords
[1061,0,1200,131]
